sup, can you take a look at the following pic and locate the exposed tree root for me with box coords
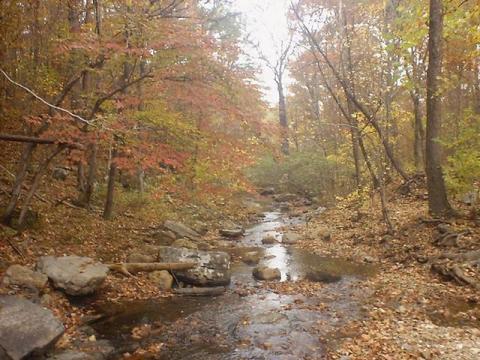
[431,262,480,290]
[108,262,197,277]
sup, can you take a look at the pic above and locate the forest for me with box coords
[0,0,479,359]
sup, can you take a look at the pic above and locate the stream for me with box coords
[92,210,376,359]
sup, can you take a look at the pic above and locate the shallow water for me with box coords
[92,210,375,359]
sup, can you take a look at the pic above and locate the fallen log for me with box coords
[108,262,196,277]
[173,287,226,297]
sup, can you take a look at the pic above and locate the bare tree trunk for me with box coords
[411,90,425,173]
[425,0,452,216]
[278,79,289,155]
[18,145,66,226]
[103,144,117,220]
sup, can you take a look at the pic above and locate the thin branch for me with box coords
[0,69,92,126]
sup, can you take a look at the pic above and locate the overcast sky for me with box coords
[232,0,292,105]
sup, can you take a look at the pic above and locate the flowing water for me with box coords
[92,210,376,359]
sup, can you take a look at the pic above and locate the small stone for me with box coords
[282,232,300,245]
[148,270,174,290]
[252,266,281,281]
[88,335,96,342]
[261,235,277,244]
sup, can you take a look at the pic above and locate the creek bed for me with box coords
[91,210,376,359]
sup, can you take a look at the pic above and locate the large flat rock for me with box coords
[37,256,109,296]
[163,220,201,241]
[157,246,231,286]
[0,295,65,360]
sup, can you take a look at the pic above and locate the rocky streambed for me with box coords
[89,210,376,359]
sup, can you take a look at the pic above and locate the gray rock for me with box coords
[252,266,281,281]
[52,168,68,181]
[37,256,109,296]
[157,246,230,286]
[148,270,173,290]
[282,232,301,245]
[0,295,64,360]
[127,253,156,263]
[219,228,244,238]
[2,264,48,289]
[163,220,201,241]
[261,235,277,244]
[171,238,198,250]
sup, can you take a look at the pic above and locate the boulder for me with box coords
[148,270,173,290]
[306,271,341,284]
[252,266,281,281]
[2,264,48,290]
[171,238,198,250]
[163,220,200,241]
[282,232,301,245]
[0,295,65,360]
[127,253,156,263]
[37,256,109,296]
[261,235,277,245]
[157,246,230,286]
[219,228,244,238]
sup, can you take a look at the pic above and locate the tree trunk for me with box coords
[18,146,66,226]
[278,79,289,155]
[411,91,425,173]
[103,144,117,220]
[425,0,452,216]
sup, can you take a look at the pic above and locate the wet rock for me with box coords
[148,270,173,290]
[150,230,176,246]
[171,238,199,250]
[252,266,281,281]
[306,270,341,283]
[0,295,65,360]
[261,235,277,244]
[2,264,48,290]
[157,246,231,286]
[37,256,109,296]
[219,228,244,238]
[282,232,301,245]
[127,253,156,263]
[52,167,68,181]
[259,187,275,195]
[163,220,201,241]
[255,311,288,324]
[242,251,262,265]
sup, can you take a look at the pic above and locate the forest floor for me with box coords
[291,181,480,359]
